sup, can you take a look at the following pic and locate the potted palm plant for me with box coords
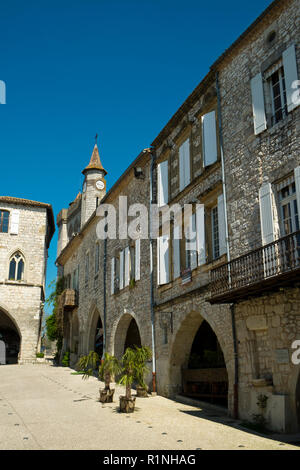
[77,351,120,403]
[118,347,137,413]
[134,346,152,397]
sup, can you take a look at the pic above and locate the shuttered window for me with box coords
[10,210,20,235]
[173,225,181,279]
[0,210,9,233]
[259,183,275,245]
[251,72,267,135]
[217,194,227,256]
[179,138,191,191]
[202,111,218,166]
[119,250,124,290]
[196,204,206,266]
[157,235,170,285]
[283,44,300,113]
[135,239,140,281]
[251,44,299,134]
[157,160,169,207]
[111,257,115,294]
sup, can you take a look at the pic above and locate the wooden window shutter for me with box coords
[111,257,115,294]
[173,224,181,279]
[157,160,169,206]
[157,235,170,285]
[202,111,218,166]
[217,194,227,256]
[259,183,275,245]
[294,166,300,219]
[119,250,124,290]
[179,143,186,191]
[10,210,20,235]
[250,73,267,135]
[186,213,197,270]
[135,239,140,281]
[283,44,299,113]
[196,205,206,265]
[124,246,130,287]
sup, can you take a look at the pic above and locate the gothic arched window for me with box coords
[9,252,25,281]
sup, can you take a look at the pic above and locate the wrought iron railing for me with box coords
[211,230,300,299]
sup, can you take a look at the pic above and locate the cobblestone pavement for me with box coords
[0,364,298,450]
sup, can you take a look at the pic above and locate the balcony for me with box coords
[58,288,78,310]
[210,231,300,304]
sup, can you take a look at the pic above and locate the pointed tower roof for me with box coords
[82,143,107,176]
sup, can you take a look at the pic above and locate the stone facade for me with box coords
[57,0,300,432]
[0,197,54,363]
[211,0,300,432]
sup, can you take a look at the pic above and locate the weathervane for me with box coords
[95,133,98,144]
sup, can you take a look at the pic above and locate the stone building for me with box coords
[57,0,300,432]
[0,197,54,363]
[56,144,153,371]
[209,0,300,432]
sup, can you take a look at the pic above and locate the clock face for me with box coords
[96,180,105,190]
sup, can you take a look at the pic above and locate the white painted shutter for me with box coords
[196,204,206,265]
[111,258,115,294]
[10,210,20,235]
[173,225,181,279]
[186,213,197,270]
[217,194,227,256]
[119,250,124,290]
[179,139,190,191]
[179,144,185,192]
[259,183,275,245]
[158,160,169,206]
[135,239,140,281]
[283,44,299,112]
[157,235,169,285]
[202,111,218,167]
[124,246,130,287]
[183,138,190,188]
[250,73,267,135]
[294,166,300,220]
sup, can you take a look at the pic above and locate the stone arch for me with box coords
[112,312,143,360]
[168,309,231,405]
[0,305,22,364]
[287,362,300,432]
[85,305,103,355]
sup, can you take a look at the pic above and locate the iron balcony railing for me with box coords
[210,230,300,302]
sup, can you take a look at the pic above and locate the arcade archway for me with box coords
[169,311,228,407]
[0,309,21,364]
[113,314,142,360]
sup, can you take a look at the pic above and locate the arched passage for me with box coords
[0,309,21,364]
[296,372,300,431]
[113,314,142,360]
[169,311,228,407]
[86,308,103,358]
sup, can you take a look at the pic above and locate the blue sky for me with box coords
[0,0,272,313]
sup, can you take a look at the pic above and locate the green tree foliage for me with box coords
[45,277,65,353]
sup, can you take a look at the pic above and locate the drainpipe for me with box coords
[216,71,239,419]
[102,231,107,361]
[150,148,157,393]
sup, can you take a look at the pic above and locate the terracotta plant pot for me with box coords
[99,388,115,403]
[136,385,149,398]
[119,395,136,413]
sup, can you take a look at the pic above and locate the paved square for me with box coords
[0,364,298,450]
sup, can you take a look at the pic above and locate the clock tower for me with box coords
[81,140,107,227]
